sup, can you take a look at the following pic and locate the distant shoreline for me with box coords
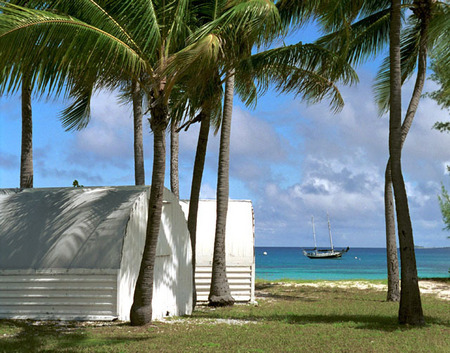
[258,279,450,301]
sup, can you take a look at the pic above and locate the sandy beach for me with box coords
[273,279,450,301]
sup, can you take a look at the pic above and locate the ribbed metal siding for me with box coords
[0,270,118,320]
[195,266,254,302]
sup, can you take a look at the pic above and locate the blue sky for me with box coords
[1,26,449,248]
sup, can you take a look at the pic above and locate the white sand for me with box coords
[276,280,450,300]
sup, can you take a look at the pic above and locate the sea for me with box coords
[255,247,450,281]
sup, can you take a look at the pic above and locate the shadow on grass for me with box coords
[192,311,449,332]
[261,313,448,330]
[0,320,148,353]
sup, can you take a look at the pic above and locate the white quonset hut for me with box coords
[0,186,192,321]
[180,200,255,303]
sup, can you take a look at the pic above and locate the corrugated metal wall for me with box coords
[0,269,118,320]
[195,266,254,302]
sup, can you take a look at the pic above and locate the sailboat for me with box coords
[302,214,349,259]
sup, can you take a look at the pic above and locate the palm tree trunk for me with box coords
[389,0,424,325]
[209,72,235,306]
[384,2,429,302]
[170,121,180,198]
[384,162,400,301]
[130,98,168,326]
[132,79,145,186]
[187,110,210,309]
[20,75,33,189]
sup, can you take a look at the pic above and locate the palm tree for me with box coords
[209,71,235,305]
[314,0,446,314]
[374,0,445,303]
[169,0,358,306]
[323,0,430,322]
[388,0,424,325]
[165,0,282,306]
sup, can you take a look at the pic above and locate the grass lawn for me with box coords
[0,280,449,353]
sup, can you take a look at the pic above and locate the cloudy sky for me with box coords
[1,28,449,248]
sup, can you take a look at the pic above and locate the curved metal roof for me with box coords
[0,186,150,270]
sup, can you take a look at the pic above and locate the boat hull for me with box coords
[302,248,349,259]
[305,252,343,259]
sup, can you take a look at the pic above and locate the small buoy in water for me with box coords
[263,251,267,255]
[354,257,358,259]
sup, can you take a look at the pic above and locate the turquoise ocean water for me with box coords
[255,247,450,281]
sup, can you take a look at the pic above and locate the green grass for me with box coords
[0,280,449,353]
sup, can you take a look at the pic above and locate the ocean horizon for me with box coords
[255,246,450,281]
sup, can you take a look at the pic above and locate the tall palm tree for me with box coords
[313,0,447,314]
[165,0,282,306]
[389,0,424,325]
[170,0,358,306]
[209,71,235,305]
[374,0,446,303]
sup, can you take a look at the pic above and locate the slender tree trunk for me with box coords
[132,79,145,186]
[130,97,168,326]
[384,4,429,302]
[170,121,180,198]
[385,162,400,301]
[209,72,235,306]
[20,75,33,189]
[187,111,210,309]
[389,0,424,325]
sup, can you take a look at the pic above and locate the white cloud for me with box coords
[237,70,449,247]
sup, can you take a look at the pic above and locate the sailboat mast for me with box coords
[312,216,317,249]
[327,213,334,251]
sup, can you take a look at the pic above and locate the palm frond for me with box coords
[59,83,94,131]
[374,18,423,114]
[316,8,391,66]
[246,42,359,112]
[0,3,146,96]
[275,0,318,31]
[165,0,192,55]
[105,0,163,57]
[193,0,281,52]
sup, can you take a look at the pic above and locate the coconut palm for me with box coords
[165,0,281,306]
[373,0,447,306]
[168,0,358,306]
[177,0,282,306]
[388,0,424,325]
[313,0,447,322]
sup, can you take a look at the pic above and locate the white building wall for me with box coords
[118,188,193,321]
[152,189,193,320]
[117,190,149,321]
[0,269,118,321]
[180,200,255,303]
